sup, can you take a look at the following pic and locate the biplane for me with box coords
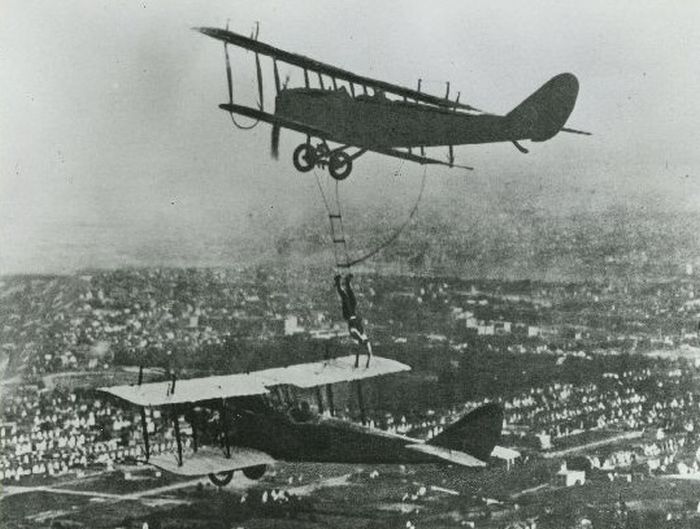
[196,25,589,180]
[100,355,503,487]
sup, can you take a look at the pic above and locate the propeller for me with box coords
[271,125,280,159]
[252,21,264,110]
[224,20,233,104]
[224,45,233,104]
[255,52,264,110]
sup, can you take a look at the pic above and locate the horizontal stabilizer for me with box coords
[150,447,274,477]
[427,403,503,462]
[405,443,487,467]
[561,126,591,136]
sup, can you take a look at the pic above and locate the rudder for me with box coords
[427,403,503,462]
[505,73,579,142]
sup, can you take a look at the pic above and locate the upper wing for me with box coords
[197,27,482,113]
[99,373,269,407]
[253,354,411,388]
[100,355,410,406]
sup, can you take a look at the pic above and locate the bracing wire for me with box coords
[313,161,428,269]
[229,113,260,130]
[224,35,261,131]
[342,164,427,268]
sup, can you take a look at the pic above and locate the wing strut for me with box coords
[273,59,281,94]
[255,52,264,110]
[224,21,233,105]
[326,384,336,416]
[356,380,367,425]
[140,408,150,461]
[220,399,231,458]
[172,409,183,467]
[186,408,199,453]
[315,387,325,415]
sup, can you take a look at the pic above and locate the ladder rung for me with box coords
[328,214,342,219]
[332,238,346,243]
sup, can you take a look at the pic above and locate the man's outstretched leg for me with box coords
[364,340,373,368]
[335,274,353,321]
[343,274,357,315]
[349,320,370,368]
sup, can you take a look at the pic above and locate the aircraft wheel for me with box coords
[208,470,234,487]
[329,151,352,180]
[292,144,316,173]
[242,464,267,480]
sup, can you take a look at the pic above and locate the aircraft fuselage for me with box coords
[275,88,510,149]
[230,406,438,465]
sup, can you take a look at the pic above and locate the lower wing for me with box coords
[150,446,274,476]
[219,103,473,171]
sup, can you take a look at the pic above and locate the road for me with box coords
[542,431,643,458]
[1,477,207,503]
[1,470,356,505]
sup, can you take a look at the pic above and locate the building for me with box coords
[555,464,586,487]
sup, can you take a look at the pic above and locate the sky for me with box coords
[1,0,699,274]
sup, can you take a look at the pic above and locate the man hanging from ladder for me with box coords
[334,274,373,368]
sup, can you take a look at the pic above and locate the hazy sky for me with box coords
[2,1,699,274]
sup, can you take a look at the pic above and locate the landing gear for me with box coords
[292,143,316,172]
[292,142,361,180]
[242,464,267,480]
[207,465,266,486]
[208,470,234,487]
[329,151,352,180]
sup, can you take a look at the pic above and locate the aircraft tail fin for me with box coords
[426,403,503,462]
[505,73,579,142]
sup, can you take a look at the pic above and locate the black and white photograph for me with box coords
[2,1,700,528]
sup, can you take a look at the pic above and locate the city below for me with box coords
[2,260,700,528]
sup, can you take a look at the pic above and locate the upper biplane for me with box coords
[100,355,503,487]
[196,25,589,180]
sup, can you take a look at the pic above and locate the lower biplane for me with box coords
[196,25,590,180]
[100,355,503,487]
